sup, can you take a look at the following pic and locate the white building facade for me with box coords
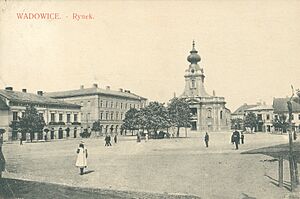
[0,87,81,141]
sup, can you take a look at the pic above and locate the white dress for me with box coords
[75,147,88,168]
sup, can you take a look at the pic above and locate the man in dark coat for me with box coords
[204,132,209,148]
[114,134,117,144]
[231,130,240,150]
[105,135,112,146]
[241,132,245,144]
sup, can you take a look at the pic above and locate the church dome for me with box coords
[187,41,201,64]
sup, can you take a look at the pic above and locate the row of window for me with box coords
[99,112,124,121]
[274,114,300,121]
[100,100,140,109]
[80,111,124,122]
[50,113,78,123]
[76,100,142,110]
[191,108,224,120]
[207,109,223,120]
[12,112,78,123]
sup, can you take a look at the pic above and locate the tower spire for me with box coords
[187,41,201,64]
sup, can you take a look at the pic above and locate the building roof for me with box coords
[245,104,273,111]
[232,104,258,115]
[0,89,81,109]
[44,87,147,100]
[273,98,300,114]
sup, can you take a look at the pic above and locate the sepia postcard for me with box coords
[0,1,300,198]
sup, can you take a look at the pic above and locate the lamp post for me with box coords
[0,128,6,178]
[287,86,300,191]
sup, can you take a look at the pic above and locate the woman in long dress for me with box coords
[75,141,88,175]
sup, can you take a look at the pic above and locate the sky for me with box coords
[0,0,300,111]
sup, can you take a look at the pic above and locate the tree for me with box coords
[91,119,101,136]
[243,112,257,133]
[167,97,192,137]
[273,114,289,133]
[122,108,139,135]
[143,101,170,136]
[231,118,243,130]
[11,105,46,142]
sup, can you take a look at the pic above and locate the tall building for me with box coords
[180,41,231,131]
[45,84,147,135]
[0,87,82,141]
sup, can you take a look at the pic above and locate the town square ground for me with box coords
[1,131,299,199]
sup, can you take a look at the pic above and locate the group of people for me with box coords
[203,130,245,150]
[104,134,117,146]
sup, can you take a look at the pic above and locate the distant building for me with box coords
[273,97,300,132]
[231,103,258,120]
[180,42,231,131]
[244,104,274,132]
[0,87,81,141]
[45,84,147,135]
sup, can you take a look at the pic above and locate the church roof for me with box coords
[0,89,80,109]
[273,98,300,114]
[45,87,147,101]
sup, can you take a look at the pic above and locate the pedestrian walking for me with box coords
[114,134,117,144]
[145,133,149,142]
[137,133,141,142]
[108,135,112,146]
[75,141,88,175]
[204,132,209,147]
[240,132,244,144]
[105,135,112,146]
[231,130,240,150]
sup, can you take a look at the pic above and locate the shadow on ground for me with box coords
[241,142,300,161]
[242,143,300,192]
[0,178,201,199]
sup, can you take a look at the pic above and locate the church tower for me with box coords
[182,41,210,97]
[180,41,231,132]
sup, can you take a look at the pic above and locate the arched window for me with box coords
[220,111,223,119]
[207,109,212,118]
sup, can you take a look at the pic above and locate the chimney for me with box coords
[5,87,13,91]
[80,85,84,89]
[213,90,216,96]
[106,86,110,90]
[37,91,43,96]
[119,88,123,92]
[93,83,98,88]
[22,89,27,93]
